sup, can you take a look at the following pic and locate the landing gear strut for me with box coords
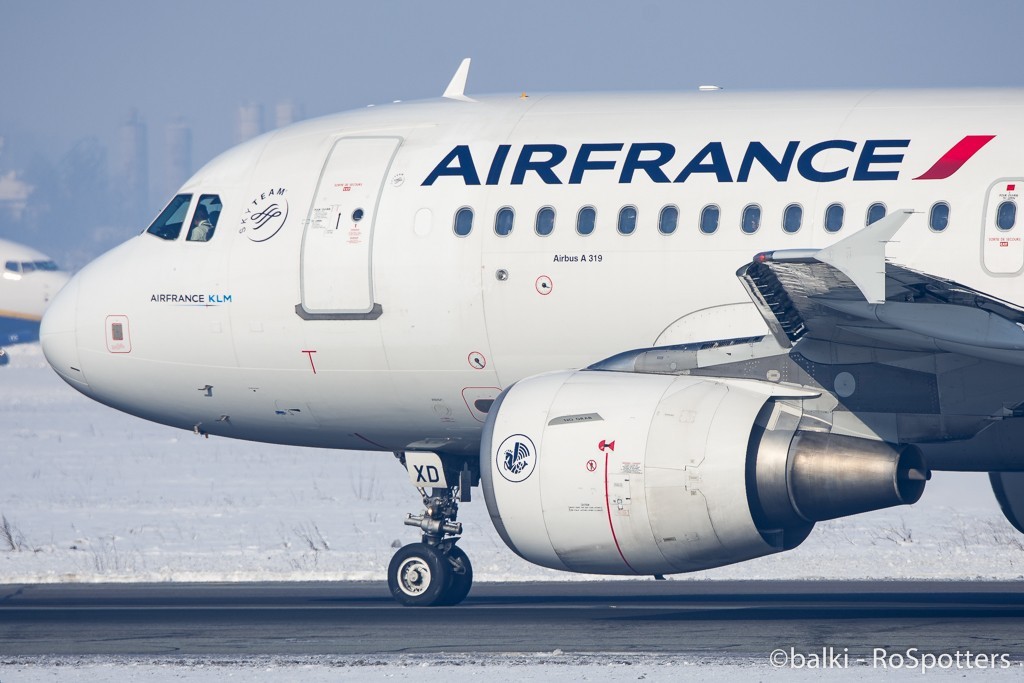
[388,453,475,606]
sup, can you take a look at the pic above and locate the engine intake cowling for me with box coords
[480,370,925,576]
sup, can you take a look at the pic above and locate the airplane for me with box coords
[39,60,1024,606]
[0,237,69,366]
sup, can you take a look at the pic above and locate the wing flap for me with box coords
[738,211,1024,363]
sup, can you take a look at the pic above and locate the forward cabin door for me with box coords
[299,136,401,318]
[982,179,1024,276]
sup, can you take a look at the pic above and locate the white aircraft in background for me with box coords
[40,60,1024,605]
[0,237,68,366]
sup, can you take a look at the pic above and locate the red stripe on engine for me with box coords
[604,452,639,574]
[913,135,995,180]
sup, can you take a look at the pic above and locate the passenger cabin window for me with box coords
[147,194,192,240]
[783,204,803,233]
[866,202,886,226]
[929,202,950,231]
[997,200,1017,230]
[700,205,720,234]
[741,205,761,234]
[453,207,474,237]
[535,207,555,236]
[187,194,223,242]
[494,207,514,236]
[617,206,637,235]
[824,203,845,233]
[577,206,596,235]
[658,206,678,235]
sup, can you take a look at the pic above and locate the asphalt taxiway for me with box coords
[2,581,1023,658]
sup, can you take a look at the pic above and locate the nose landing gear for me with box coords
[389,453,475,606]
[387,538,473,607]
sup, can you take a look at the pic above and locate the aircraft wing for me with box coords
[736,210,1024,363]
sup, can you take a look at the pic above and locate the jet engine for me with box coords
[480,370,926,575]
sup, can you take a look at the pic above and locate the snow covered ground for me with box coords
[1,342,1021,584]
[6,654,1022,682]
[3,343,1024,679]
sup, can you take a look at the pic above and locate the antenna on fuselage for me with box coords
[443,58,476,103]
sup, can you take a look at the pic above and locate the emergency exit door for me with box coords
[982,179,1023,275]
[299,136,400,317]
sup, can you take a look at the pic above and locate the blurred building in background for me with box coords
[237,103,264,143]
[164,117,192,201]
[114,109,148,226]
[0,137,33,224]
[274,101,304,129]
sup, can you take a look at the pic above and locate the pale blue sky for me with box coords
[1,0,1021,165]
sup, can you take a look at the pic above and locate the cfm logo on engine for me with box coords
[496,434,537,483]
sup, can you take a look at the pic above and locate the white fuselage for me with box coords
[40,88,1024,454]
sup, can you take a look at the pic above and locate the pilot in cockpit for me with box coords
[187,205,214,242]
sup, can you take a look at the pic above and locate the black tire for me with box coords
[387,543,451,607]
[437,545,473,606]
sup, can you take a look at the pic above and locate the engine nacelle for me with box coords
[480,370,925,576]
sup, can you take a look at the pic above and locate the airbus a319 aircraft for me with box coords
[0,238,68,366]
[40,60,1024,605]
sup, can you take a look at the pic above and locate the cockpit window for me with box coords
[3,260,59,274]
[147,194,192,240]
[187,194,223,242]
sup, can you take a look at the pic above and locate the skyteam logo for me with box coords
[496,434,537,483]
[240,187,289,243]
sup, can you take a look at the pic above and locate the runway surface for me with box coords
[2,581,1024,658]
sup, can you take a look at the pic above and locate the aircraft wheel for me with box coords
[388,543,451,606]
[437,545,473,606]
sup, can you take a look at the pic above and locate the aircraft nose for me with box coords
[40,273,88,389]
